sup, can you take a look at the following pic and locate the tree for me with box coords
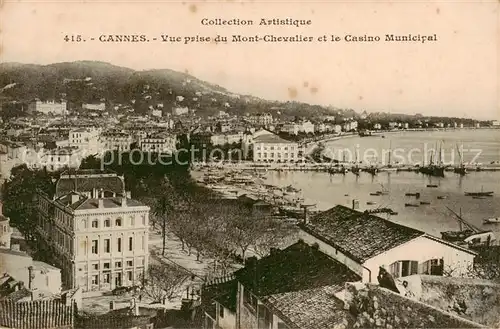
[1,165,55,240]
[142,263,190,303]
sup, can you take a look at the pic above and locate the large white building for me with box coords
[36,170,150,293]
[140,134,177,154]
[298,205,477,282]
[253,133,299,162]
[83,103,106,111]
[101,131,134,152]
[28,100,67,115]
[69,128,102,155]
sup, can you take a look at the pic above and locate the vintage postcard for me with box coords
[0,1,499,328]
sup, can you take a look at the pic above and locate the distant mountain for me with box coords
[0,61,337,118]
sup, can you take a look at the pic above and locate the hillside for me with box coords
[0,61,336,118]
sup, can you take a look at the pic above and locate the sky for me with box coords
[1,1,499,120]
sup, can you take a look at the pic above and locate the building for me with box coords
[373,123,382,130]
[0,297,76,329]
[28,100,67,115]
[232,241,361,329]
[342,120,358,132]
[69,128,102,155]
[0,203,12,249]
[83,103,106,111]
[252,134,299,162]
[280,121,314,135]
[101,131,134,152]
[36,170,150,293]
[247,113,273,126]
[140,134,177,154]
[172,107,189,116]
[32,147,83,172]
[491,120,500,127]
[298,205,477,283]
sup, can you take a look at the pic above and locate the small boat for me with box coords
[473,196,487,200]
[376,190,389,195]
[420,201,431,205]
[426,184,438,188]
[441,229,474,242]
[484,217,500,224]
[405,203,419,207]
[344,194,349,196]
[405,192,421,198]
[389,211,398,215]
[370,192,382,196]
[465,191,494,197]
[437,196,447,200]
[367,201,377,205]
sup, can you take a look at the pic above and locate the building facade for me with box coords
[101,132,134,152]
[36,170,150,293]
[28,100,67,115]
[252,134,299,162]
[139,135,177,154]
[69,128,102,154]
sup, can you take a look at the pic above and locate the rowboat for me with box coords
[483,217,500,224]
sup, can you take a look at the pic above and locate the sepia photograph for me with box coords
[0,1,499,328]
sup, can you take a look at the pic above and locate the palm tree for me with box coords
[153,194,174,256]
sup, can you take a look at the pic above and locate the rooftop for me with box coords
[235,241,360,329]
[299,205,425,262]
[236,240,360,296]
[55,170,125,197]
[253,133,295,144]
[55,193,146,210]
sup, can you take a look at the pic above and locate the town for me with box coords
[0,61,499,329]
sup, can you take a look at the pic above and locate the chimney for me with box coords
[352,199,359,210]
[28,266,34,290]
[92,188,97,199]
[71,193,80,204]
[126,191,132,198]
[303,207,309,224]
[121,197,127,207]
[98,199,104,208]
[109,300,115,310]
[244,256,258,269]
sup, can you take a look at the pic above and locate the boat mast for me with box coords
[388,141,392,166]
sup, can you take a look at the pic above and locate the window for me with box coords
[117,238,122,252]
[91,275,98,285]
[115,261,122,268]
[91,240,98,254]
[127,260,133,267]
[91,220,98,228]
[130,216,135,226]
[243,288,258,312]
[104,239,110,253]
[219,305,224,318]
[129,237,133,251]
[103,262,110,269]
[92,263,99,271]
[103,273,110,284]
[104,219,110,227]
[127,271,133,281]
[115,218,122,226]
[141,215,146,226]
[389,260,419,278]
[141,236,145,250]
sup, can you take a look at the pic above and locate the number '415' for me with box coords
[64,35,83,42]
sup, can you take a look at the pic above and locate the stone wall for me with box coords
[344,282,484,328]
[418,275,500,328]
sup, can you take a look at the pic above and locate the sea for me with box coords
[264,129,500,237]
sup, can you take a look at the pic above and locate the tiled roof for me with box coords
[300,205,425,262]
[0,298,75,329]
[235,240,361,297]
[55,175,125,197]
[75,197,146,210]
[76,313,154,329]
[201,277,237,318]
[263,286,354,329]
[253,134,295,144]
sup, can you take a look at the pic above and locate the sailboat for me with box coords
[351,149,360,176]
[465,186,494,197]
[453,143,467,175]
[385,141,397,171]
[419,141,446,177]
